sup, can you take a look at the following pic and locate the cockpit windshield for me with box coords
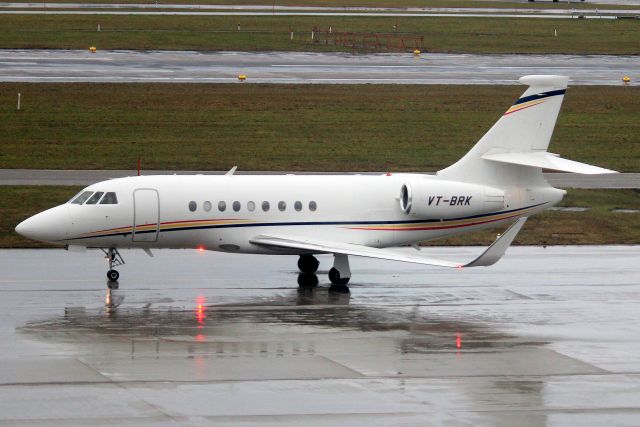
[100,192,118,204]
[85,192,104,205]
[70,191,93,205]
[69,191,118,205]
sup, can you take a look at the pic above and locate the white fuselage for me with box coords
[17,173,564,253]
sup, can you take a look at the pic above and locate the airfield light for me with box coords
[195,295,207,325]
[456,334,462,349]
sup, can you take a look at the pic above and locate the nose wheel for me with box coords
[107,269,120,282]
[102,247,125,287]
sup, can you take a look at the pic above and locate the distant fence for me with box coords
[311,27,424,52]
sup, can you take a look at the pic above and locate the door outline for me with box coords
[132,188,160,242]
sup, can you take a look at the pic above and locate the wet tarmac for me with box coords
[1,246,639,425]
[1,50,638,85]
[0,9,629,18]
[1,2,637,15]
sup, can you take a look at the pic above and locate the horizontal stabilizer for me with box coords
[481,152,617,175]
[251,218,527,269]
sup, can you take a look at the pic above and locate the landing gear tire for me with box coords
[297,273,319,288]
[329,284,350,294]
[328,267,350,286]
[107,269,120,282]
[297,255,320,274]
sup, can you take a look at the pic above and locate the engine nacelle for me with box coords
[399,180,505,219]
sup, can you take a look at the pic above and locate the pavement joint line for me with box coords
[0,370,637,388]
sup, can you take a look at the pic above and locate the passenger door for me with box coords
[132,189,160,242]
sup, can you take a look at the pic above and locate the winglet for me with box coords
[464,217,527,267]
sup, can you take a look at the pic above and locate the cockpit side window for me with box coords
[100,192,118,205]
[85,192,105,205]
[70,191,94,205]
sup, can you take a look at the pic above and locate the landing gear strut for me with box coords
[102,247,124,288]
[297,254,319,274]
[329,254,350,293]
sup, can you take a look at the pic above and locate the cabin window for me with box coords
[278,201,286,212]
[203,201,212,212]
[294,201,302,212]
[70,191,93,205]
[247,201,256,212]
[233,201,241,212]
[85,192,104,205]
[309,201,317,212]
[100,192,118,205]
[262,201,270,212]
[218,201,226,212]
[188,201,197,212]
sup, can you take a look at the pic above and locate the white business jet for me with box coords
[16,75,615,292]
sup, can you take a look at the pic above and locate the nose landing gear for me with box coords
[102,247,125,288]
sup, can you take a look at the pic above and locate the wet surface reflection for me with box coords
[19,284,542,356]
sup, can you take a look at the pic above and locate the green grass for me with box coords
[2,186,638,248]
[1,83,638,172]
[1,15,638,54]
[1,186,81,248]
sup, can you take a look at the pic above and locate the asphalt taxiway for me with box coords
[1,50,638,85]
[0,246,639,425]
[1,169,637,188]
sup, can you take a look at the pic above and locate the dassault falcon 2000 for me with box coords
[16,75,615,293]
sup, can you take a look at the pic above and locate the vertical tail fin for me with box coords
[438,75,569,183]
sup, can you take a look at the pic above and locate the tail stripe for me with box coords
[513,89,566,106]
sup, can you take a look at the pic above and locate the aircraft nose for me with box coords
[15,205,70,243]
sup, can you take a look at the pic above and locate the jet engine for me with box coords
[399,180,505,219]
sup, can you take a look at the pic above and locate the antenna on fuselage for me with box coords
[225,166,238,176]
[137,157,141,176]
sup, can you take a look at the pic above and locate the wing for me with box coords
[250,217,527,269]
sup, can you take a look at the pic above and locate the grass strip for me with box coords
[1,15,638,54]
[1,83,637,172]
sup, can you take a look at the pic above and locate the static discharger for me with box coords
[238,74,247,82]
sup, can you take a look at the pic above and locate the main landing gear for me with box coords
[328,254,350,294]
[296,254,351,293]
[102,247,125,289]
